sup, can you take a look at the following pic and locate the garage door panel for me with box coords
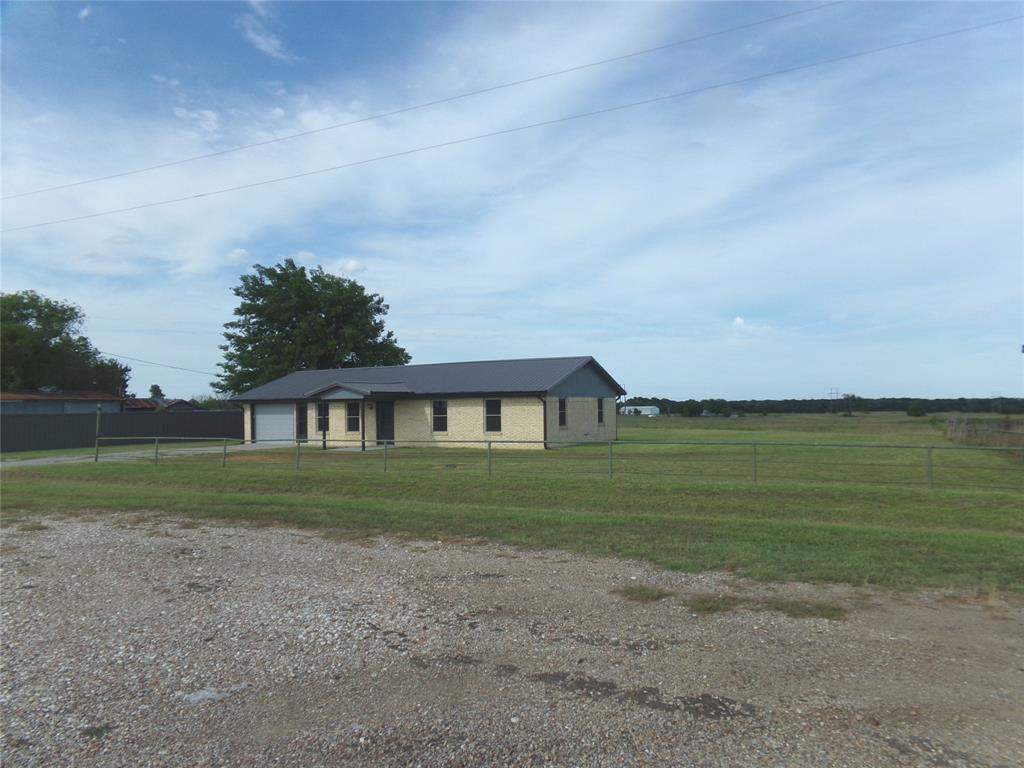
[254,403,295,442]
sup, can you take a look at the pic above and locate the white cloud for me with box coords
[171,107,220,137]
[236,13,295,62]
[247,0,271,20]
[335,258,366,274]
[2,4,1020,398]
[78,6,91,22]
[731,316,773,337]
[151,74,181,89]
[264,81,288,98]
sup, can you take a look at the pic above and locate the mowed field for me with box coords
[3,412,1022,591]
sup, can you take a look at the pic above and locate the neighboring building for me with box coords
[124,398,160,411]
[620,405,660,417]
[125,397,207,412]
[156,398,205,412]
[230,356,626,448]
[0,389,124,415]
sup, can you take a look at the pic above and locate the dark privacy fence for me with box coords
[0,410,243,453]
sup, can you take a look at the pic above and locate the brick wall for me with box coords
[545,396,617,445]
[392,396,544,448]
[243,396,616,449]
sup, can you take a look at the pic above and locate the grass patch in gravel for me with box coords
[683,594,745,614]
[757,597,847,620]
[683,593,847,620]
[612,584,676,603]
[15,521,49,532]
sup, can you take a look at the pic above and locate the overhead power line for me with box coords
[97,350,219,377]
[4,14,1019,235]
[2,2,843,200]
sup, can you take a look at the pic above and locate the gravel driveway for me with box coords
[2,514,1021,767]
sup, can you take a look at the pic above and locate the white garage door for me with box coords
[253,403,295,442]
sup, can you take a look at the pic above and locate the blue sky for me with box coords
[2,1,1021,399]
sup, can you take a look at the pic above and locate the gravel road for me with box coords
[2,514,1022,767]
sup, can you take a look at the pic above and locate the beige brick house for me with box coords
[231,356,626,449]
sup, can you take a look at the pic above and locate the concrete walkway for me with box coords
[1,442,271,468]
[2,442,380,468]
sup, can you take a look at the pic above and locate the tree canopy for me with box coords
[0,290,131,395]
[149,384,165,399]
[215,259,410,394]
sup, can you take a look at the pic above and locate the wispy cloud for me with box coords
[235,11,295,62]
[333,258,366,275]
[77,6,91,23]
[172,107,220,138]
[732,317,773,336]
[247,0,270,20]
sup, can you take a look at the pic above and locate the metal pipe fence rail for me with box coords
[93,436,244,467]
[92,436,1024,492]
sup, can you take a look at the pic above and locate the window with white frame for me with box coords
[597,398,604,424]
[346,402,360,432]
[432,400,448,432]
[484,399,501,432]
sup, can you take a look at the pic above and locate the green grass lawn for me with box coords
[617,411,964,444]
[2,413,1021,591]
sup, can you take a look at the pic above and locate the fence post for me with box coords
[487,440,492,479]
[926,447,934,490]
[295,440,300,471]
[752,442,758,484]
[608,441,614,479]
[384,441,388,473]
[154,437,159,465]
[222,438,228,468]
[94,405,102,462]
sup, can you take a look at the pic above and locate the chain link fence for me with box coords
[945,416,1024,448]
[94,436,1024,492]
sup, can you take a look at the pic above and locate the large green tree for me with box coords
[0,290,131,394]
[215,259,410,394]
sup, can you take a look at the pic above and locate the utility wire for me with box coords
[97,350,219,377]
[2,2,843,200]
[4,14,1019,235]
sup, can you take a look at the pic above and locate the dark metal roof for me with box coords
[231,356,626,401]
[124,398,159,410]
[0,390,124,402]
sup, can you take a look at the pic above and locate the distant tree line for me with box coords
[621,396,1024,417]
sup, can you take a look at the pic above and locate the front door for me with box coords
[376,400,395,444]
[296,403,308,441]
